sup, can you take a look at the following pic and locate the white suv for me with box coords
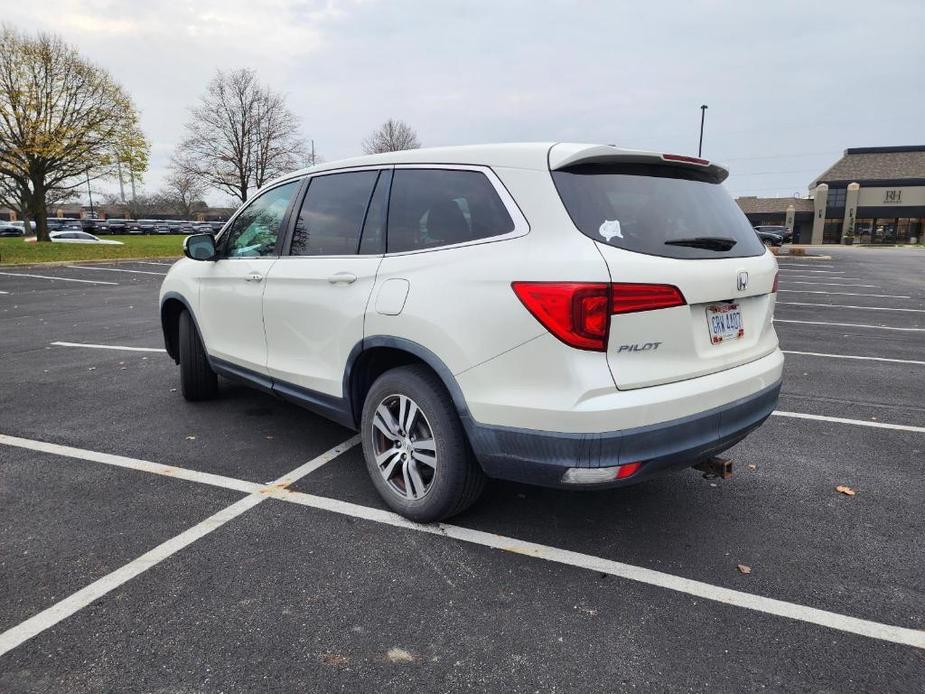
[159,143,783,522]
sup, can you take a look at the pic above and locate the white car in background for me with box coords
[46,231,124,245]
[159,143,783,522]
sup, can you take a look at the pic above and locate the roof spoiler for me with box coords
[548,144,729,183]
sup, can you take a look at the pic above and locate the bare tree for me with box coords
[361,119,421,154]
[174,68,306,204]
[160,167,208,218]
[0,27,149,241]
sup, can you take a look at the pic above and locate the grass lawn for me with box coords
[0,235,184,265]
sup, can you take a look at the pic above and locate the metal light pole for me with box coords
[85,171,95,218]
[698,104,708,157]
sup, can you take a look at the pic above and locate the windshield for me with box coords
[552,164,765,259]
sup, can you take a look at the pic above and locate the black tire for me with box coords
[178,309,217,401]
[360,365,485,523]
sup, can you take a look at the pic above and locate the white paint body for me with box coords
[160,143,783,435]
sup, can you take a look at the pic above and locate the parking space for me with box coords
[1,250,923,691]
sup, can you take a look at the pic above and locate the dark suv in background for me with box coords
[754,225,793,243]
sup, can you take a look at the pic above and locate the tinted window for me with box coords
[222,181,298,258]
[359,170,392,255]
[291,171,378,256]
[552,164,765,259]
[387,169,515,253]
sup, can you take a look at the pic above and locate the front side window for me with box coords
[222,181,299,258]
[387,169,515,253]
[290,171,379,256]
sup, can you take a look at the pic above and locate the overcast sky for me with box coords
[5,0,924,206]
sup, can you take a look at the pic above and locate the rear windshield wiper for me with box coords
[664,236,737,251]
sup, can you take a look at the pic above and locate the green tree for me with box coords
[0,27,149,241]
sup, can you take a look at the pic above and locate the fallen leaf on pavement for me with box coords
[747,464,757,471]
[185,435,196,440]
[835,485,856,496]
[737,564,752,574]
[386,647,415,663]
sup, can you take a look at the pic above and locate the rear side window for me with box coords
[387,169,515,253]
[291,171,378,256]
[552,164,765,259]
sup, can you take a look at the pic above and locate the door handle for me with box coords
[328,272,357,285]
[245,272,264,283]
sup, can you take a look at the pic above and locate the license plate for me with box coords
[706,303,744,344]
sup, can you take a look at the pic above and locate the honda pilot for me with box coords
[159,143,783,522]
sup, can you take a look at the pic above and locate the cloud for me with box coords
[3,0,923,204]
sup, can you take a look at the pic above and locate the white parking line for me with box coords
[782,281,879,288]
[772,411,925,434]
[0,434,359,658]
[777,290,910,299]
[775,319,925,332]
[136,261,175,267]
[782,350,925,366]
[778,302,925,313]
[0,433,922,651]
[51,341,166,353]
[778,269,844,274]
[0,434,260,493]
[0,271,117,286]
[778,265,834,269]
[281,491,925,650]
[65,265,167,276]
[0,290,8,294]
[780,275,864,281]
[0,495,264,660]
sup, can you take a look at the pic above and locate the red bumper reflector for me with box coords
[615,462,642,479]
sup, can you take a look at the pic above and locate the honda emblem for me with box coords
[737,271,749,291]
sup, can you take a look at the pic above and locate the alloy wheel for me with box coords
[371,393,437,500]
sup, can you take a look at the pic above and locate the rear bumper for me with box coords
[464,379,781,489]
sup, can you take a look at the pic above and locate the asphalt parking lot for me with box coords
[0,248,923,692]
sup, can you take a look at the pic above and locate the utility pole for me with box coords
[311,139,315,167]
[86,171,95,218]
[116,160,126,202]
[698,104,708,158]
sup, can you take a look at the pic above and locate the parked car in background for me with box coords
[177,221,196,234]
[755,229,783,247]
[76,219,97,233]
[0,222,25,236]
[159,143,782,522]
[43,231,124,245]
[754,225,792,243]
[154,222,171,234]
[208,221,226,233]
[105,219,128,234]
[10,221,36,233]
[194,223,213,234]
[167,221,182,234]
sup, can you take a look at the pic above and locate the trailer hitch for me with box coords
[694,457,733,480]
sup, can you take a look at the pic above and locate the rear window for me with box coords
[552,164,765,259]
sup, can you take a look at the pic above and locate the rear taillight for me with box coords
[512,282,687,351]
[772,272,779,292]
[511,282,610,351]
[611,283,686,315]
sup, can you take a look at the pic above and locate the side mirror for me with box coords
[184,233,217,261]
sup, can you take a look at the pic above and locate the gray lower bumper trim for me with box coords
[464,380,782,488]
